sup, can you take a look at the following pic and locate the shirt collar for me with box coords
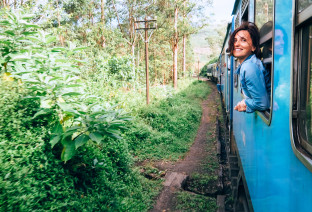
[234,54,254,75]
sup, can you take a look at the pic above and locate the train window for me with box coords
[295,23,312,155]
[255,0,273,30]
[234,59,239,89]
[255,0,274,123]
[241,0,249,22]
[292,0,312,167]
[298,0,312,13]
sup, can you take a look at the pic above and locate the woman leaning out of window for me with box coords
[228,22,270,113]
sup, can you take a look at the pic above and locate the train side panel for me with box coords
[230,0,312,211]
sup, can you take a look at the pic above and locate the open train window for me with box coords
[241,0,249,22]
[255,0,274,124]
[292,2,312,168]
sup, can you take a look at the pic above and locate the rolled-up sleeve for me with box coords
[242,63,269,113]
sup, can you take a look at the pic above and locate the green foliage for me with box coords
[174,191,218,212]
[200,57,219,76]
[0,9,130,162]
[0,79,150,211]
[126,80,210,161]
[0,80,75,211]
[0,4,215,212]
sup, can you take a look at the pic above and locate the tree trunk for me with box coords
[56,0,61,27]
[101,0,105,26]
[100,0,106,48]
[2,0,9,8]
[112,0,123,34]
[137,41,140,67]
[154,50,157,83]
[182,35,186,77]
[173,4,178,89]
[131,43,135,83]
[182,0,186,78]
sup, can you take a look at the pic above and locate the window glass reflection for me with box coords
[255,0,273,29]
[298,0,312,13]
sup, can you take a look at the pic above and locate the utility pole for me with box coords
[135,17,157,105]
[197,58,200,81]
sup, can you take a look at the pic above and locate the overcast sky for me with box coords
[207,0,236,23]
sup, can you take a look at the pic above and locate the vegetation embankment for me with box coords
[0,8,213,212]
[0,77,210,211]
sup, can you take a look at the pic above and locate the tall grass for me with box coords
[125,79,211,161]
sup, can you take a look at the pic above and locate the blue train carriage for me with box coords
[221,0,312,211]
[207,63,218,82]
[207,64,214,80]
[219,22,232,116]
[212,63,219,82]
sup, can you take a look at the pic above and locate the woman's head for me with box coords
[228,22,261,62]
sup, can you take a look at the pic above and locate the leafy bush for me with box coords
[0,80,151,211]
[0,10,131,162]
[0,80,75,211]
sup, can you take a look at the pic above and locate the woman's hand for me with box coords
[234,100,247,112]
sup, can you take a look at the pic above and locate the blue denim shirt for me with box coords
[235,54,270,113]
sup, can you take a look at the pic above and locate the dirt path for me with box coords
[150,80,223,211]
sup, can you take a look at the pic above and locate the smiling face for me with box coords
[275,29,285,56]
[233,30,256,63]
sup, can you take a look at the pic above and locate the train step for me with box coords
[229,155,238,167]
[228,154,238,162]
[231,176,238,188]
[230,167,239,178]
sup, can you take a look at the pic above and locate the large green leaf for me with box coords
[52,121,64,134]
[65,126,82,133]
[4,30,15,36]
[23,23,40,28]
[50,135,62,148]
[0,20,10,25]
[21,31,38,36]
[51,47,66,52]
[21,14,36,20]
[32,108,53,119]
[57,103,80,115]
[46,36,56,44]
[73,47,87,52]
[89,132,104,144]
[61,92,81,96]
[106,128,122,139]
[10,54,31,62]
[61,136,76,162]
[26,36,41,43]
[75,134,90,149]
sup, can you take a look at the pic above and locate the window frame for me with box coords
[291,2,312,171]
[254,0,275,125]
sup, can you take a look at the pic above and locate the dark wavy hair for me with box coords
[227,22,261,59]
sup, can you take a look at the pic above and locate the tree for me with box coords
[205,22,227,59]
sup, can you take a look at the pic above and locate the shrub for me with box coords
[0,80,76,211]
[0,80,150,211]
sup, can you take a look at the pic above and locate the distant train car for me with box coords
[212,63,219,82]
[207,63,218,82]
[207,64,213,79]
[218,0,312,211]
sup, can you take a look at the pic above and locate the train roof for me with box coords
[231,0,240,15]
[207,63,217,68]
